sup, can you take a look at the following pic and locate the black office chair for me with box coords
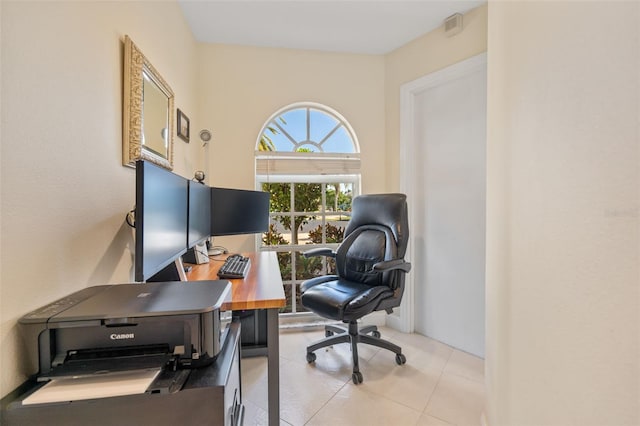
[300,193,411,384]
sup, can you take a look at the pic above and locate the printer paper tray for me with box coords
[40,353,173,381]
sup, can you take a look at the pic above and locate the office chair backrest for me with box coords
[336,194,409,288]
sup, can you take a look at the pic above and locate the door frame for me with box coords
[395,52,487,333]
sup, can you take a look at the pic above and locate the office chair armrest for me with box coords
[372,259,412,273]
[303,248,337,258]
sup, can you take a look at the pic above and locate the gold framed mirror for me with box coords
[122,35,175,170]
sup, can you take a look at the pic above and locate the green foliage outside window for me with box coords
[262,182,322,245]
[262,223,288,246]
[308,223,345,244]
[325,186,353,214]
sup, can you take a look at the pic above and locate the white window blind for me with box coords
[256,152,360,176]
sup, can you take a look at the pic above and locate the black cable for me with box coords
[195,249,209,258]
[125,209,136,228]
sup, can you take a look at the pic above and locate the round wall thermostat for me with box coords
[199,129,212,142]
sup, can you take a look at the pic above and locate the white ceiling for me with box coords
[178,0,485,55]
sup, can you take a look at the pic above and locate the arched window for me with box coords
[258,104,359,153]
[255,102,361,315]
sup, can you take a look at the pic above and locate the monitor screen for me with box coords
[188,181,211,247]
[135,160,189,282]
[210,187,270,236]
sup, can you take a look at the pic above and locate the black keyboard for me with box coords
[217,256,251,279]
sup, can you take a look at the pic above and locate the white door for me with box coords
[400,54,486,357]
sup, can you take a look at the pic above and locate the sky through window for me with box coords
[260,106,357,154]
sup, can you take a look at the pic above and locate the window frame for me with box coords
[255,102,361,317]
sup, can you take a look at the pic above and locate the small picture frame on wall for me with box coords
[177,108,190,143]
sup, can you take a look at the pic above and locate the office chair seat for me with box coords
[300,193,411,384]
[301,277,394,322]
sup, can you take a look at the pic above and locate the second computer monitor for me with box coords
[188,181,212,247]
[210,187,270,236]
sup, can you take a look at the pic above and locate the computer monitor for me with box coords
[135,160,189,282]
[210,187,270,236]
[188,181,211,247]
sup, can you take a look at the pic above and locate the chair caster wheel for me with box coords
[371,330,381,338]
[395,353,406,365]
[306,352,317,363]
[352,371,363,384]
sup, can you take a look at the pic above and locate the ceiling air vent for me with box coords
[444,13,463,37]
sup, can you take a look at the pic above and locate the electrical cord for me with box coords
[208,245,228,258]
[195,249,209,258]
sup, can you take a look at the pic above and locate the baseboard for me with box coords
[277,311,386,329]
[362,311,386,327]
[385,312,405,332]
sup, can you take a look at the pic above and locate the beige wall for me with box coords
[0,0,485,399]
[0,1,201,397]
[198,4,487,253]
[198,43,385,252]
[384,4,487,189]
[6,2,636,422]
[485,2,639,425]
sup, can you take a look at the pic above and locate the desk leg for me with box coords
[266,308,279,426]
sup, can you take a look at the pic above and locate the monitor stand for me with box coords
[183,242,210,264]
[146,258,187,282]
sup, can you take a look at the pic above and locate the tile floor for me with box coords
[241,326,486,426]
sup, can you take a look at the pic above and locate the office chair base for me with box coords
[305,321,405,384]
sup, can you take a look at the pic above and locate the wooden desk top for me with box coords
[185,251,285,311]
